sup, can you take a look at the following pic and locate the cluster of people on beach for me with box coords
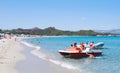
[67,42,95,58]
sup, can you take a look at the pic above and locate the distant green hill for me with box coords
[1,27,117,36]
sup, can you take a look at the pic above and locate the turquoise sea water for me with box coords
[21,36,120,73]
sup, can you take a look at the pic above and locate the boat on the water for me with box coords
[78,42,105,49]
[94,42,104,49]
[58,42,103,58]
[58,50,102,58]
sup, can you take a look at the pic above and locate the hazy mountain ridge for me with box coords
[95,29,120,34]
[0,27,120,35]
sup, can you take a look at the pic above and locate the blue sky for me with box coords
[0,0,120,31]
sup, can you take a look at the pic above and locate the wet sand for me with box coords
[17,38,81,73]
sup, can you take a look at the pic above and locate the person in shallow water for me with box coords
[85,47,94,59]
[73,43,77,48]
[67,43,94,58]
[82,42,94,59]
[66,44,74,51]
[89,42,95,49]
[88,54,94,59]
[80,42,85,50]
[70,44,73,47]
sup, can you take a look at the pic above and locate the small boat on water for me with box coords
[58,42,103,58]
[58,50,102,58]
[78,42,105,49]
[94,42,104,49]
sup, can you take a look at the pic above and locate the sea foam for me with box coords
[21,41,40,50]
[21,41,81,71]
[30,49,46,60]
[21,41,46,60]
[49,59,78,70]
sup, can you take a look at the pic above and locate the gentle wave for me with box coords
[49,59,78,70]
[95,56,103,59]
[21,41,40,50]
[30,49,46,60]
[30,49,78,70]
[21,41,46,60]
[20,40,83,71]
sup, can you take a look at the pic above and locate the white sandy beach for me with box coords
[0,38,25,73]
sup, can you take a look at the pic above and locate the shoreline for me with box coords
[17,37,81,73]
[0,37,81,73]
